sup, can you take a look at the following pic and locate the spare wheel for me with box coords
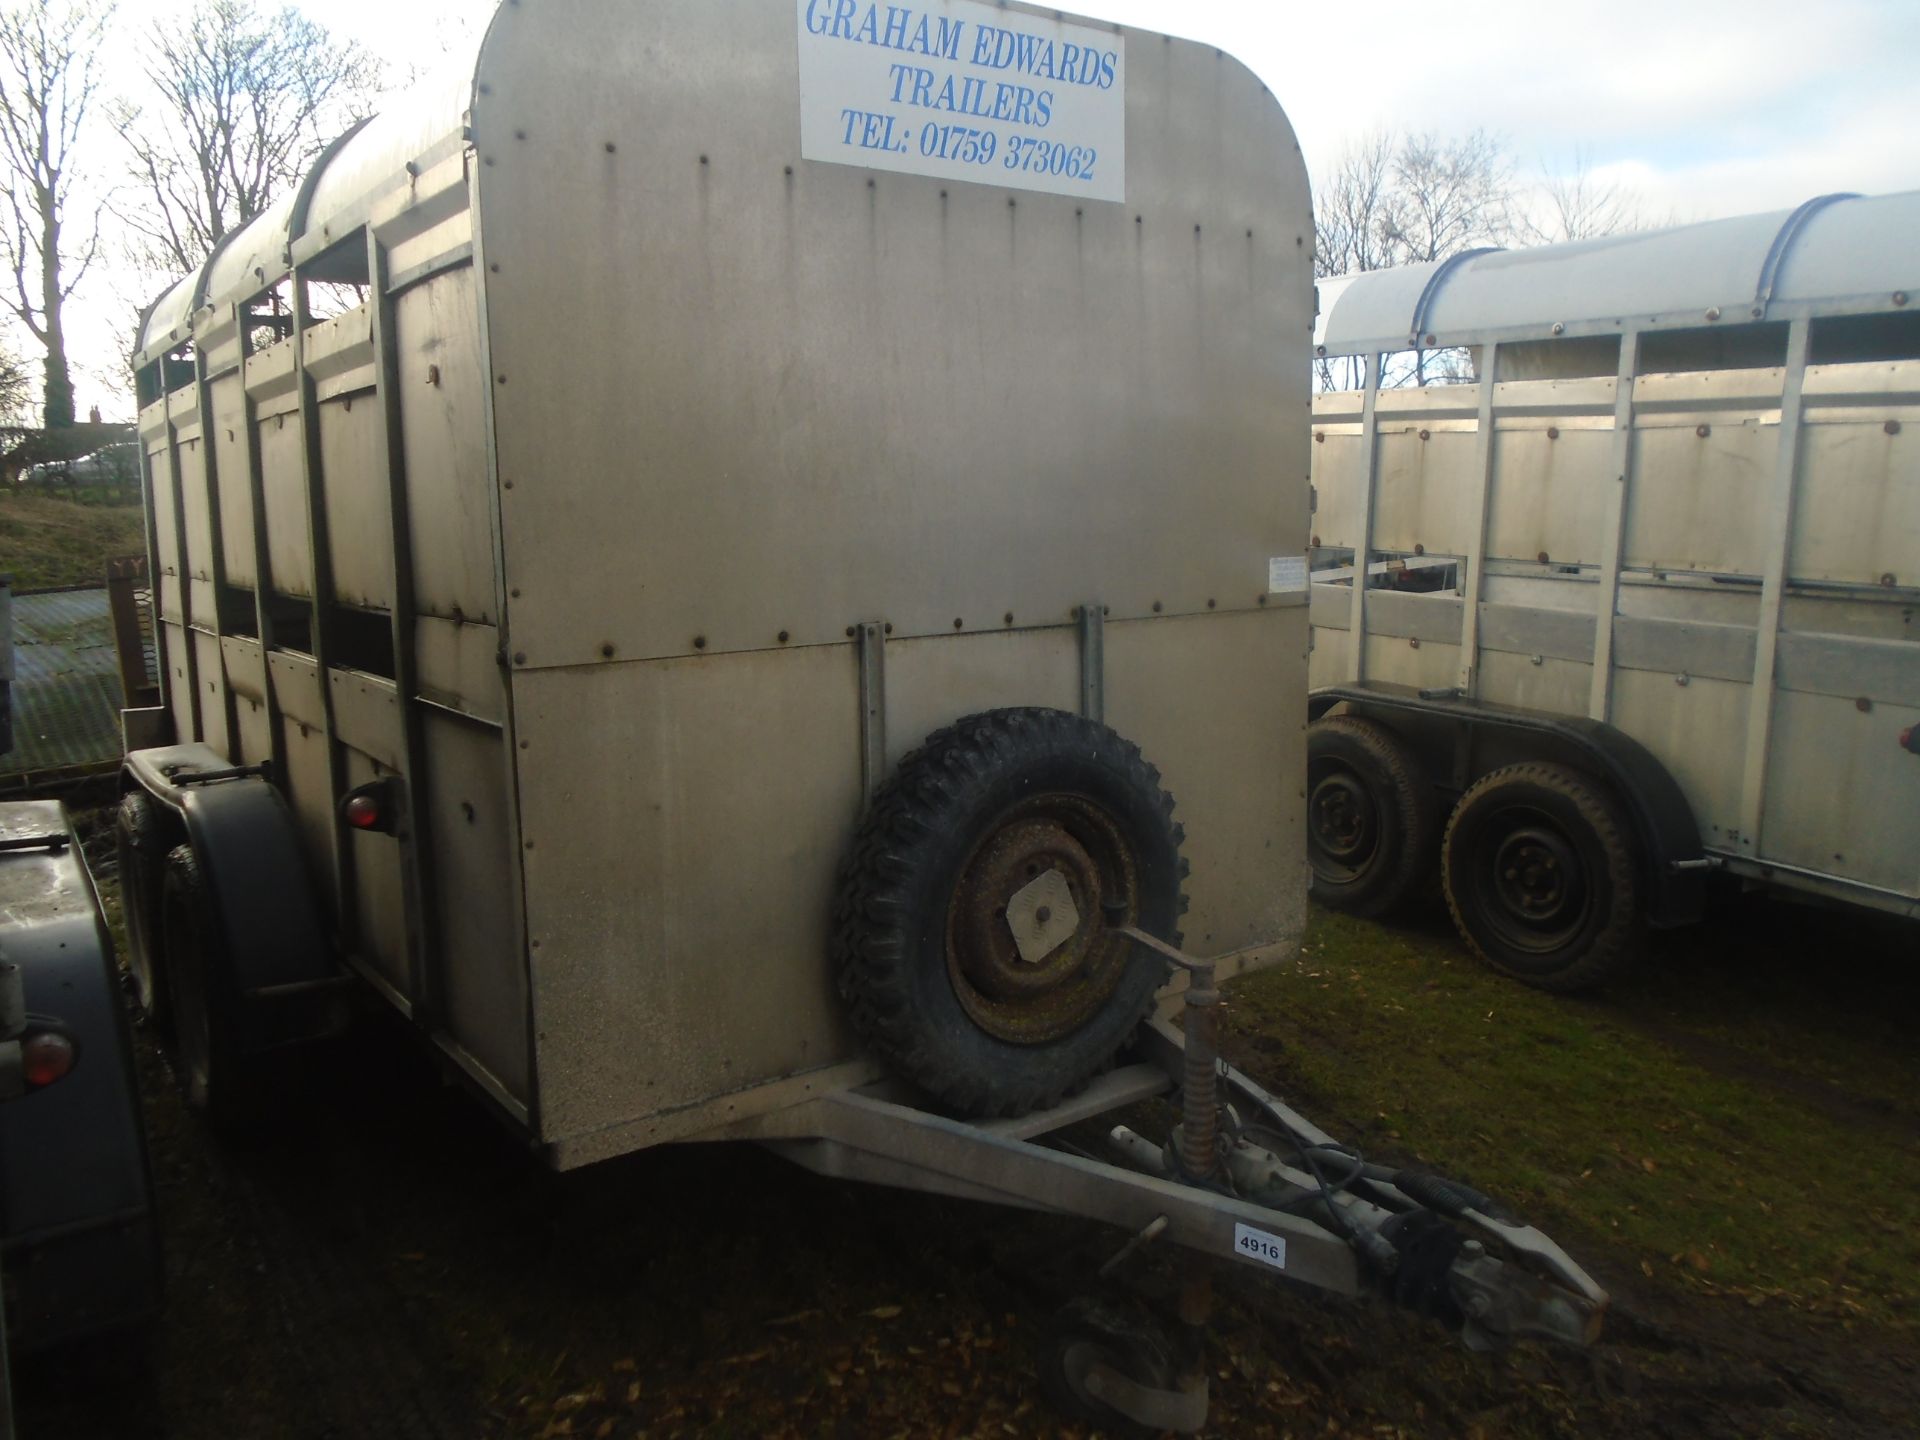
[833,707,1188,1119]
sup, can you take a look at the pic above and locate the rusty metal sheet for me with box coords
[414,615,504,726]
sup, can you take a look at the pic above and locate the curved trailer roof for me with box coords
[135,45,484,365]
[1316,189,1920,357]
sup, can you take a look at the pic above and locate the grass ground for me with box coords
[1226,897,1920,1335]
[0,489,146,590]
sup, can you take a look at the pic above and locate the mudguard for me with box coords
[124,745,342,1052]
[1309,682,1707,928]
[0,801,161,1349]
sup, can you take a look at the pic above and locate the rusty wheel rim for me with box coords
[945,794,1139,1045]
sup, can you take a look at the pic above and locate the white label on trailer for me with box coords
[1268,555,1308,594]
[1233,1223,1288,1271]
[797,0,1126,202]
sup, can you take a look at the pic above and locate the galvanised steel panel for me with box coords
[1762,689,1920,894]
[517,642,869,1142]
[256,418,313,598]
[160,621,193,740]
[343,746,411,996]
[1102,610,1305,960]
[277,717,338,898]
[472,0,1312,669]
[1371,427,1479,557]
[190,628,229,758]
[416,711,526,1111]
[1477,649,1590,716]
[1790,410,1918,588]
[394,270,495,626]
[882,626,1079,772]
[328,669,404,773]
[175,439,214,592]
[316,394,393,611]
[1485,427,1613,566]
[1610,668,1749,847]
[1624,422,1779,576]
[209,373,257,589]
[414,616,505,726]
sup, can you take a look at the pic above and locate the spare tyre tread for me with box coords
[834,707,1187,1119]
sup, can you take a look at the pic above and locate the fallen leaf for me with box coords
[1640,1260,1655,1278]
[866,1305,904,1320]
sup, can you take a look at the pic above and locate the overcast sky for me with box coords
[38,0,1920,419]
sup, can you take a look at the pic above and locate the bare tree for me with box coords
[116,0,382,277]
[0,334,30,422]
[1521,147,1667,245]
[0,0,114,428]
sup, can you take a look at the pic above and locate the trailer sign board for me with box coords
[797,0,1126,202]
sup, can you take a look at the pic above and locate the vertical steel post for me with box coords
[193,325,243,752]
[369,230,442,1020]
[161,398,205,742]
[290,265,355,932]
[858,621,888,802]
[237,297,291,785]
[1345,352,1383,682]
[1589,330,1643,723]
[1455,344,1501,696]
[1077,602,1105,724]
[1737,316,1813,856]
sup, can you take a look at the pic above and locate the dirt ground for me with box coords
[13,805,1919,1440]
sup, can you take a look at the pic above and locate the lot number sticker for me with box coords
[1233,1223,1288,1271]
[798,0,1126,202]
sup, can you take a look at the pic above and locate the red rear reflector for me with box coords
[22,1030,76,1088]
[345,795,382,830]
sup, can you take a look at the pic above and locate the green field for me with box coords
[0,489,147,591]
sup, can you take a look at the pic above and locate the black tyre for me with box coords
[159,843,265,1138]
[116,790,172,1033]
[1442,762,1641,992]
[1038,1297,1178,1440]
[1306,715,1439,917]
[834,707,1187,1119]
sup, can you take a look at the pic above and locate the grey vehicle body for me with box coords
[1308,192,1919,951]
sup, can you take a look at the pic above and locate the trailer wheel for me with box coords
[159,843,264,1138]
[1442,763,1640,992]
[1038,1297,1177,1439]
[1306,715,1438,917]
[116,790,172,1033]
[834,708,1186,1119]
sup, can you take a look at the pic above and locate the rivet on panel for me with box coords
[1003,612,1014,626]
[778,630,790,644]
[1413,543,1425,556]
[694,635,708,650]
[1886,420,1902,436]
[1696,424,1711,438]
[1423,333,1437,347]
[1537,551,1551,565]
[519,740,529,750]
[1257,595,1269,606]
[510,587,521,599]
[1551,322,1565,335]
[953,617,964,629]
[1152,600,1163,613]
[513,652,527,665]
[606,142,617,153]
[699,154,709,165]
[1314,431,1325,443]
[1419,429,1431,441]
[1880,572,1898,587]
[1894,291,1909,307]
[1530,654,1544,667]
[884,623,893,634]
[1855,696,1873,713]
[524,840,534,851]
[514,129,527,141]
[497,373,508,384]
[1675,673,1691,686]
[846,626,856,637]
[1546,426,1560,440]
[1207,599,1216,610]
[503,480,513,490]
[1705,306,1721,322]
[600,643,615,659]
[489,262,500,273]
[1311,534,1321,547]
[1408,638,1421,649]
